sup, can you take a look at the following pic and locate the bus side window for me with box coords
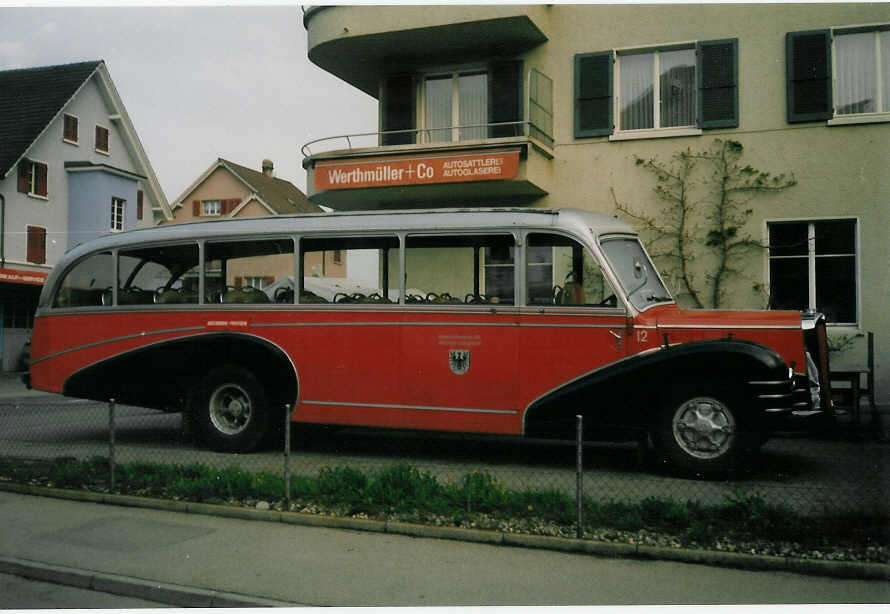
[53,251,113,308]
[118,244,200,305]
[300,236,400,304]
[206,238,294,304]
[526,233,618,308]
[405,234,515,305]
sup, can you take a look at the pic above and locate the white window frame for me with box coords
[828,24,890,126]
[25,159,49,199]
[111,197,126,232]
[611,42,703,141]
[243,276,269,290]
[202,200,222,216]
[62,113,79,145]
[764,216,860,327]
[419,65,488,144]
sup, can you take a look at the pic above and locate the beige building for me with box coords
[301,4,889,404]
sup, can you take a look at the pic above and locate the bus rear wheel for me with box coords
[193,365,269,452]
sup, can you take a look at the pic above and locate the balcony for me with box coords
[302,121,553,211]
[303,5,549,97]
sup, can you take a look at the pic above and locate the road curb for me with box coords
[0,556,300,607]
[1,481,888,583]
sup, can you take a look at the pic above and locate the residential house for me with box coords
[0,60,170,370]
[167,158,334,293]
[300,4,890,404]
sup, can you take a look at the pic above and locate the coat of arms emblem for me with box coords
[449,349,471,375]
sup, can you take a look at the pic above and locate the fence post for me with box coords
[284,404,291,509]
[109,398,116,493]
[576,414,583,539]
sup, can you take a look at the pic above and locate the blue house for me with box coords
[0,60,171,369]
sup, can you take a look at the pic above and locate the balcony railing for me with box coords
[301,120,553,160]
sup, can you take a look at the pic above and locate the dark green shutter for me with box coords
[697,38,739,129]
[380,75,416,145]
[786,30,832,123]
[488,61,523,138]
[574,51,613,138]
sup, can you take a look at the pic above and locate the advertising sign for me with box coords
[0,268,47,285]
[314,148,521,191]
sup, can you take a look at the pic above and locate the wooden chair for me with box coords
[829,332,876,425]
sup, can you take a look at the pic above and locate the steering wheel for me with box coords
[598,294,617,308]
[333,292,351,303]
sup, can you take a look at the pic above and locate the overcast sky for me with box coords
[0,4,377,202]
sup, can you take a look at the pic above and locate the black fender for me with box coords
[63,332,298,413]
[523,338,791,439]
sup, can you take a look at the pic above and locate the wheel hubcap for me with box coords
[209,383,252,435]
[672,397,735,460]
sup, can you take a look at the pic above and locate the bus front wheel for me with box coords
[193,365,269,452]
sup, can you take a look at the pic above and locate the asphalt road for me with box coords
[0,572,170,608]
[0,396,887,515]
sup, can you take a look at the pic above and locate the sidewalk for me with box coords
[0,490,887,606]
[0,371,57,400]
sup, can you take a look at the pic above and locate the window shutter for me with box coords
[17,161,30,193]
[136,190,144,220]
[224,198,239,215]
[786,30,832,122]
[698,38,739,129]
[264,276,274,287]
[574,51,613,138]
[234,276,243,289]
[35,163,48,197]
[192,200,201,216]
[488,61,523,138]
[380,75,416,145]
[27,226,46,265]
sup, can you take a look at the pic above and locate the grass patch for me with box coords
[0,456,886,560]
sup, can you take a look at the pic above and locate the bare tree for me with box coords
[612,139,796,308]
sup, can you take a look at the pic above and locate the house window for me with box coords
[111,197,125,232]
[528,68,554,148]
[768,219,857,325]
[835,28,890,116]
[136,190,144,221]
[95,125,109,153]
[26,226,46,264]
[63,114,79,144]
[575,39,738,138]
[380,62,523,146]
[423,70,488,143]
[17,160,48,198]
[202,200,222,216]
[787,25,890,123]
[618,48,696,131]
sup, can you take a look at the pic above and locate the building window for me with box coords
[331,249,342,265]
[202,200,222,216]
[768,219,857,325]
[26,226,46,264]
[528,68,554,148]
[575,39,738,138]
[787,25,890,123]
[618,48,696,131]
[111,197,125,232]
[17,160,48,198]
[423,70,488,143]
[380,62,523,146]
[835,28,890,116]
[63,114,79,144]
[95,125,109,153]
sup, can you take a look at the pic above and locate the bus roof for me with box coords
[57,207,638,267]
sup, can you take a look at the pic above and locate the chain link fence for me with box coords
[0,393,887,518]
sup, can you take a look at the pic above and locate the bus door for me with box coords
[399,234,520,435]
[518,233,628,431]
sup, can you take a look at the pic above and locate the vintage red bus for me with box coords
[26,208,830,474]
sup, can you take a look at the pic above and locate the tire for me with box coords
[192,365,270,453]
[653,384,752,477]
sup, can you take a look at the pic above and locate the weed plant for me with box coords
[0,456,885,552]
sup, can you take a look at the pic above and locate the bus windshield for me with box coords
[599,237,672,311]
